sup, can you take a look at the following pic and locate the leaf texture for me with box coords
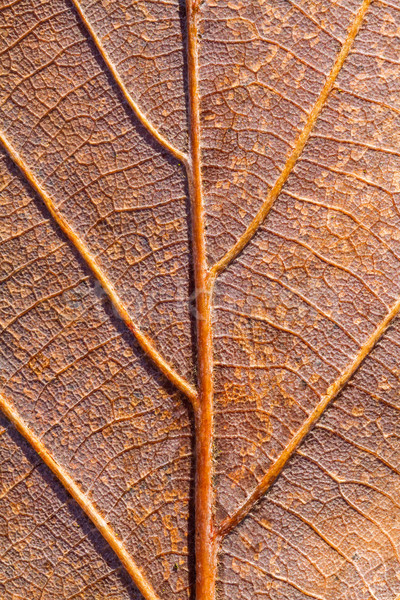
[0,412,144,600]
[2,0,400,599]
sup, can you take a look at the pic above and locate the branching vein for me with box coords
[0,131,198,408]
[69,0,188,165]
[209,0,372,281]
[218,288,400,537]
[0,391,162,600]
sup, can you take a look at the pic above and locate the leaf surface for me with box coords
[1,0,400,599]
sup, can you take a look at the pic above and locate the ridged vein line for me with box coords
[0,392,162,600]
[0,131,198,407]
[218,289,400,537]
[185,1,217,599]
[70,0,188,165]
[209,0,372,281]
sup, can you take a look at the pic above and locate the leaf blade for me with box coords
[0,131,197,405]
[209,0,372,280]
[69,0,188,165]
[0,390,161,600]
[3,0,400,598]
[0,146,193,599]
[220,313,400,598]
[218,289,400,536]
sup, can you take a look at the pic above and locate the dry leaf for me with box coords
[1,0,400,599]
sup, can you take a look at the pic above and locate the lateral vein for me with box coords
[69,0,188,165]
[0,392,162,600]
[0,131,198,408]
[209,0,372,280]
[217,290,400,537]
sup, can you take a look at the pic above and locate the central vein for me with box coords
[185,1,218,599]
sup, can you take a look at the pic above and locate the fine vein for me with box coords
[0,392,162,600]
[218,291,400,537]
[0,131,198,408]
[69,0,188,165]
[209,0,372,281]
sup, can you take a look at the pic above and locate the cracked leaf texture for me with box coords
[2,0,400,599]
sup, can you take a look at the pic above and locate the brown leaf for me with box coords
[1,0,400,599]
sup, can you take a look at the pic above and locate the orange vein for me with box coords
[69,0,188,165]
[0,392,162,600]
[218,292,400,537]
[185,1,217,599]
[209,0,372,281]
[0,131,198,408]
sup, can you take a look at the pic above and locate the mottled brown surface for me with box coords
[200,0,362,261]
[1,0,400,599]
[0,413,144,600]
[0,150,193,599]
[220,317,400,599]
[213,0,400,520]
[0,0,193,379]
